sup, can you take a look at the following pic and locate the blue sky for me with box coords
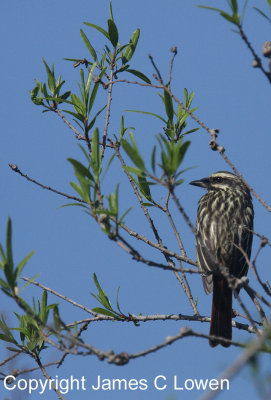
[1,1,271,399]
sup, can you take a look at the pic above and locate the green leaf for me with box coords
[107,19,119,47]
[70,182,84,198]
[177,141,190,167]
[108,183,119,217]
[123,166,145,177]
[195,5,226,13]
[42,59,55,93]
[4,264,15,291]
[58,203,89,209]
[84,22,110,40]
[119,207,132,223]
[68,158,94,181]
[20,274,40,292]
[121,136,145,170]
[88,67,106,115]
[15,250,35,281]
[109,1,114,20]
[87,104,107,131]
[41,291,47,312]
[92,273,112,310]
[0,278,10,290]
[220,11,239,24]
[101,153,116,182]
[80,29,97,61]
[62,110,85,124]
[6,347,21,353]
[91,307,119,319]
[125,109,167,124]
[138,175,152,201]
[230,0,238,14]
[91,128,101,180]
[175,179,184,186]
[0,243,6,266]
[71,94,85,115]
[126,69,151,84]
[123,28,140,64]
[182,127,200,136]
[164,88,174,121]
[6,218,13,271]
[0,333,16,344]
[53,306,61,331]
[151,145,156,174]
[253,7,271,22]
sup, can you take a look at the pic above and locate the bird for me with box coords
[190,171,254,347]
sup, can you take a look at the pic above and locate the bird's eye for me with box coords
[213,177,222,183]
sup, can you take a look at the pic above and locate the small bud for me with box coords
[170,46,178,54]
[262,41,271,58]
[252,59,260,68]
[93,76,101,83]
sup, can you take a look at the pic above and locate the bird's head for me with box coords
[189,171,247,193]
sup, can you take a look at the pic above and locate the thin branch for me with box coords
[0,352,20,367]
[105,72,271,212]
[101,63,114,159]
[118,219,197,266]
[9,164,85,203]
[21,277,102,318]
[34,355,65,400]
[232,241,271,297]
[168,46,178,86]
[238,24,271,84]
[200,323,271,400]
[115,233,199,273]
[53,108,84,140]
[171,189,196,234]
[54,108,114,148]
[148,53,163,83]
[245,286,267,324]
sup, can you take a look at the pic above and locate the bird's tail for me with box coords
[209,275,232,347]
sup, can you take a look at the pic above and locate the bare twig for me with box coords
[105,71,271,212]
[101,63,114,159]
[200,323,271,400]
[53,108,84,140]
[34,355,66,400]
[245,286,267,324]
[115,233,199,273]
[148,53,163,83]
[9,164,85,203]
[232,241,271,297]
[238,24,271,84]
[0,352,20,368]
[21,277,103,318]
[168,46,178,85]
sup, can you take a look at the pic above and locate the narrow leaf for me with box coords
[91,128,100,180]
[15,250,35,281]
[123,28,140,64]
[164,88,174,121]
[91,308,119,318]
[107,19,119,47]
[126,69,151,84]
[84,22,110,40]
[80,29,97,61]
[68,158,94,181]
[151,145,156,174]
[6,218,13,271]
[125,109,167,124]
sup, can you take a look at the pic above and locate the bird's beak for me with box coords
[189,177,210,189]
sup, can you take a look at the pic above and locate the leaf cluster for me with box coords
[91,273,139,326]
